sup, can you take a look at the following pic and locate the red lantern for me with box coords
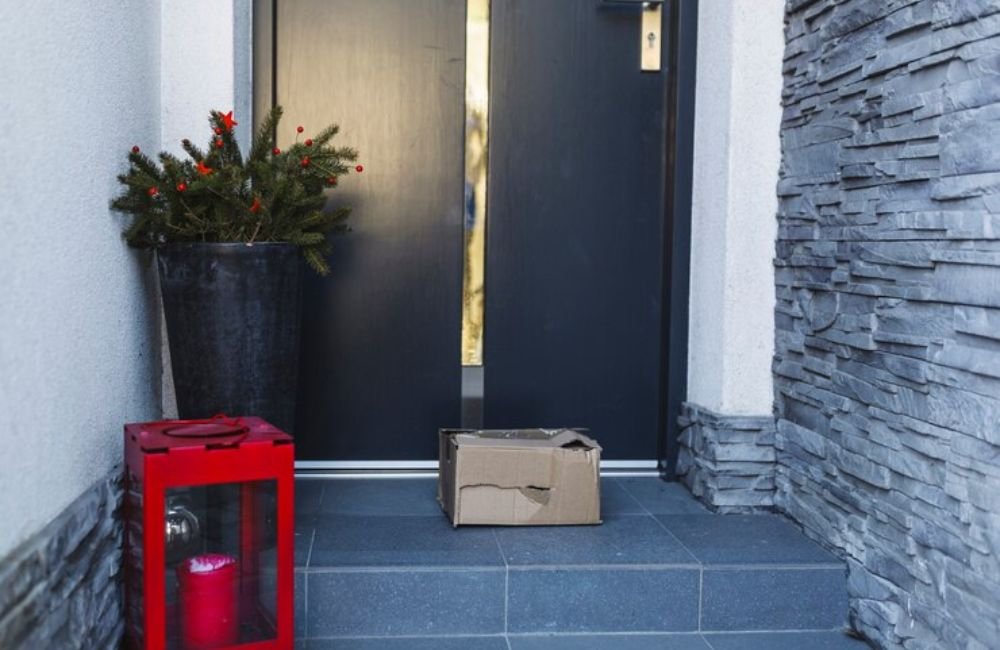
[123,416,295,649]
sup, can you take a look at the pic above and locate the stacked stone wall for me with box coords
[676,403,778,512]
[776,1,1000,647]
[0,473,122,649]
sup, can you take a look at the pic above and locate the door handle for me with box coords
[602,0,663,72]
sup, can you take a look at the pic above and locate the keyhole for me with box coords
[647,32,656,48]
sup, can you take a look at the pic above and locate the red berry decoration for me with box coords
[272,147,281,155]
[296,126,304,133]
[249,197,261,213]
[176,182,187,192]
[215,139,224,148]
[355,164,364,173]
[300,156,311,168]
[326,176,338,186]
[214,127,223,135]
[131,145,140,154]
[147,187,159,197]
[305,138,313,147]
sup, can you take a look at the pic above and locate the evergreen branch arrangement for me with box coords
[111,107,360,274]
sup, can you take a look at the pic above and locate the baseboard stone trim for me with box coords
[676,402,777,513]
[0,471,123,650]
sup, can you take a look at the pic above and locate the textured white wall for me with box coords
[0,3,163,556]
[159,0,244,417]
[687,0,785,415]
[161,0,237,154]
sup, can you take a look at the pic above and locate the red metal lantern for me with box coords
[124,416,295,649]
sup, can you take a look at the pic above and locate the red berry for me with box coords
[296,126,304,133]
[131,145,140,154]
[326,176,338,186]
[147,187,159,197]
[272,147,281,155]
[300,156,311,168]
[305,138,313,147]
[214,127,223,135]
[215,139,224,148]
[176,182,187,192]
[355,164,364,173]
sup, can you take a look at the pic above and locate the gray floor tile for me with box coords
[495,515,698,566]
[656,515,839,565]
[307,569,505,636]
[306,637,509,649]
[296,517,315,567]
[296,479,326,516]
[320,479,442,517]
[295,571,307,639]
[310,515,504,567]
[601,478,647,515]
[616,479,708,515]
[509,633,711,649]
[508,568,700,633]
[701,567,847,631]
[703,631,870,649]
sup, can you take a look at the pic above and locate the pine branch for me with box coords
[110,105,357,274]
[249,106,283,164]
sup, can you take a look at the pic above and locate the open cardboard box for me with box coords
[438,428,602,526]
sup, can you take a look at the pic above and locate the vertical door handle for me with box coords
[602,0,663,72]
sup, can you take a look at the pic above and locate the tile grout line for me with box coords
[650,512,703,567]
[492,528,511,637]
[698,566,704,634]
[303,482,319,642]
[306,528,316,569]
[613,477,654,516]
[701,629,718,650]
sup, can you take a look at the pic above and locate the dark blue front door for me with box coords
[265,0,673,461]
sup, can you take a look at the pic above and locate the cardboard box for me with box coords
[438,428,602,526]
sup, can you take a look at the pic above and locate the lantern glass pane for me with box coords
[164,480,278,649]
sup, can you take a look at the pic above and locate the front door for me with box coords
[260,0,674,464]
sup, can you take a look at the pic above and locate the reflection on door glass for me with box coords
[463,0,490,366]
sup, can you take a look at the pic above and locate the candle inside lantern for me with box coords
[176,553,239,649]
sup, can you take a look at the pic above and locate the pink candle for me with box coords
[176,554,239,649]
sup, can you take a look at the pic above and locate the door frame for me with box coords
[658,0,698,478]
[249,0,696,476]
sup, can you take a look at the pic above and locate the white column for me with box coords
[687,0,785,415]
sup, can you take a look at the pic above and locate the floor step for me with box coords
[293,478,862,646]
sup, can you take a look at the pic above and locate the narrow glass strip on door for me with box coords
[462,0,490,366]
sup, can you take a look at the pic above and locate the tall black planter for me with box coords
[157,243,303,432]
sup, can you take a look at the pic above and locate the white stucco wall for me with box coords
[687,0,785,415]
[0,3,163,556]
[161,1,238,154]
[158,0,246,418]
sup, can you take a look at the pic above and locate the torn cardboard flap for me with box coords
[453,429,600,450]
[438,428,602,527]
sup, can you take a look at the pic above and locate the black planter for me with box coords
[157,243,303,432]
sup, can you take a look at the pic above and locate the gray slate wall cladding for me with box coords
[776,0,1000,648]
[0,472,122,649]
[677,402,778,512]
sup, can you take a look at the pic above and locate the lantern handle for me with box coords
[160,414,250,440]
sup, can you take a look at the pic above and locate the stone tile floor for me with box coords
[293,477,871,649]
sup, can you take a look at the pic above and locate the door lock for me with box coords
[641,3,662,72]
[602,0,663,72]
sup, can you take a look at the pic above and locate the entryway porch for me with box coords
[292,476,867,649]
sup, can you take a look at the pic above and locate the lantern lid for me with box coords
[125,416,292,453]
